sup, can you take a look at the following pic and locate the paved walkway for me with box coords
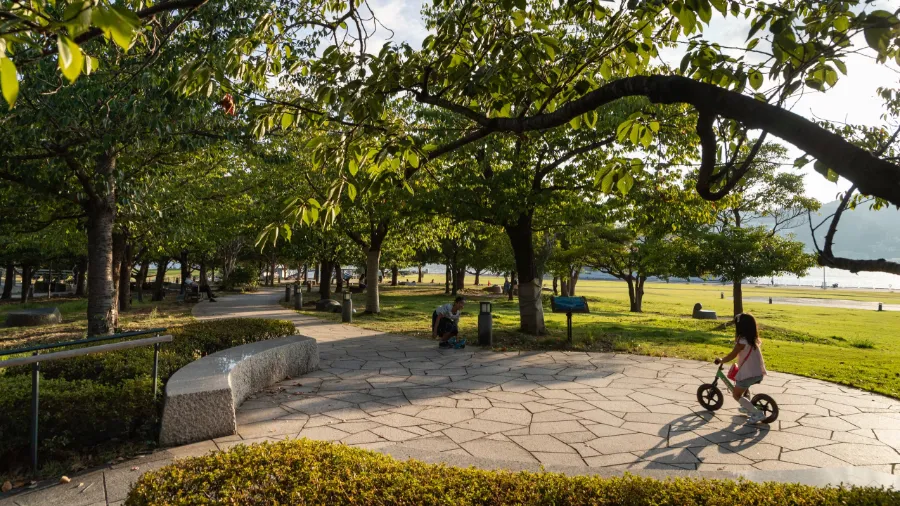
[4,288,899,505]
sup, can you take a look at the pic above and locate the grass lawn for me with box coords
[295,278,900,399]
[0,295,194,352]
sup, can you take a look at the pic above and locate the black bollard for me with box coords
[341,291,352,323]
[477,301,493,347]
[285,285,291,302]
[294,287,302,310]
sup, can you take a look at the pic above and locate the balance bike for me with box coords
[696,363,779,424]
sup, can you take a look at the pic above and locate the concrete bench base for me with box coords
[5,307,61,327]
[159,335,318,447]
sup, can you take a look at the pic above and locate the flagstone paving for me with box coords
[200,288,900,475]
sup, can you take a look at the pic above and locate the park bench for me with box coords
[158,335,319,446]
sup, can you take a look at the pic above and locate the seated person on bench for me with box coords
[185,278,217,302]
[432,296,464,348]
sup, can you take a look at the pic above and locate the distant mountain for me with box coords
[768,200,900,261]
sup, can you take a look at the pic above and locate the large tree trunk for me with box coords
[732,279,743,315]
[86,183,117,335]
[627,275,646,312]
[552,276,558,296]
[560,279,569,297]
[152,257,168,301]
[418,265,423,283]
[504,213,545,334]
[444,262,451,294]
[117,238,132,313]
[1,263,13,300]
[74,257,87,297]
[508,271,516,301]
[569,269,580,296]
[135,260,149,303]
[473,269,480,286]
[335,264,343,292]
[179,250,189,293]
[390,266,398,286]
[199,261,208,286]
[19,265,33,303]
[314,263,319,284]
[319,260,333,299]
[365,248,381,313]
[455,266,466,290]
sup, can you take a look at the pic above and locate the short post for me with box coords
[878,302,883,312]
[152,342,161,398]
[769,297,772,304]
[294,287,303,310]
[720,292,724,299]
[31,352,39,474]
[285,285,291,302]
[306,282,312,293]
[566,312,573,346]
[341,291,352,323]
[477,301,493,347]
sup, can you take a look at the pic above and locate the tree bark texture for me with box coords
[732,279,744,315]
[444,262,451,294]
[19,265,32,303]
[391,266,398,286]
[117,238,132,313]
[136,260,149,303]
[74,257,87,297]
[152,257,168,301]
[504,213,545,334]
[418,265,423,283]
[335,264,343,292]
[319,260,333,300]
[1,263,13,300]
[179,250,189,292]
[365,249,381,313]
[86,173,117,335]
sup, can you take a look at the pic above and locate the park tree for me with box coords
[682,143,819,314]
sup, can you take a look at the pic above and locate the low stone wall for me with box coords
[5,307,61,327]
[158,335,318,446]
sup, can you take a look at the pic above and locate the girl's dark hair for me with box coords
[734,313,760,348]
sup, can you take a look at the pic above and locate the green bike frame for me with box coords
[713,365,735,393]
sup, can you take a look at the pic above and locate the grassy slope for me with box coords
[296,278,900,398]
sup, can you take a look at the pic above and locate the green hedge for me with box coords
[0,318,296,475]
[127,440,900,506]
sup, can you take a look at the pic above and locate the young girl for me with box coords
[715,312,768,424]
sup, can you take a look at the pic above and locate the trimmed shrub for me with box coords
[219,265,259,291]
[0,376,156,468]
[127,439,900,505]
[0,318,296,475]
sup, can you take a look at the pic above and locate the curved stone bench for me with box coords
[159,335,318,446]
[5,307,61,327]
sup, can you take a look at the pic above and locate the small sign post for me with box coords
[550,296,590,346]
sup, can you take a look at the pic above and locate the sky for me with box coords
[364,0,900,204]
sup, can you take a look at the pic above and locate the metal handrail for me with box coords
[0,327,167,357]
[0,335,172,368]
[0,327,169,475]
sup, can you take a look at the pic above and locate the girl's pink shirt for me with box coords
[736,338,768,381]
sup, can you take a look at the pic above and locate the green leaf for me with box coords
[748,69,763,90]
[0,57,18,108]
[600,169,615,193]
[307,198,321,209]
[511,11,526,27]
[57,35,84,83]
[347,183,357,202]
[308,207,319,223]
[710,0,727,15]
[406,151,420,168]
[864,27,891,53]
[640,127,652,149]
[813,161,838,182]
[648,121,660,133]
[833,16,849,32]
[617,173,634,195]
[629,124,639,144]
[348,158,359,176]
[281,113,294,129]
[403,181,414,195]
[616,120,633,142]
[826,168,839,183]
[569,115,582,130]
[834,59,847,75]
[93,6,139,51]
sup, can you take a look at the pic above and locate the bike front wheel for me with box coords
[697,384,724,411]
[751,393,779,423]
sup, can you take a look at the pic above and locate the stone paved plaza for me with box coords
[3,287,898,505]
[207,289,900,476]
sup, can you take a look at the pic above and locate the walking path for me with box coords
[4,288,899,506]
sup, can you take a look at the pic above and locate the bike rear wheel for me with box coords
[751,393,779,423]
[697,384,724,411]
